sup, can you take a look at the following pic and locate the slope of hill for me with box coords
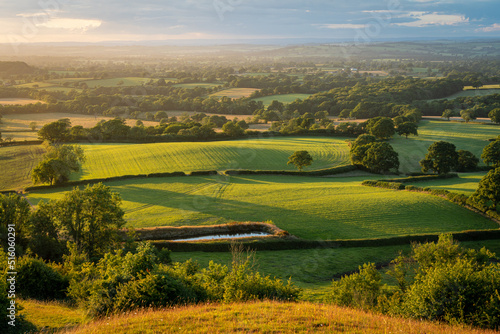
[61,301,495,334]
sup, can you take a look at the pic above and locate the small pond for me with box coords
[173,232,271,242]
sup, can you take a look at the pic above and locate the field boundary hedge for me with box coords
[24,171,187,192]
[0,140,43,147]
[151,229,500,252]
[24,165,360,192]
[223,164,358,177]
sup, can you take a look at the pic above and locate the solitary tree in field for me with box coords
[29,121,37,131]
[396,122,418,139]
[481,140,500,168]
[470,167,500,210]
[420,141,458,175]
[441,109,454,121]
[288,151,313,171]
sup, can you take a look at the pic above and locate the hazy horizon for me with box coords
[1,0,499,46]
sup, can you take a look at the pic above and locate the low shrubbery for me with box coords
[327,235,500,329]
[65,242,299,317]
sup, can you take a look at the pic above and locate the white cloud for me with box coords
[476,23,500,32]
[36,18,102,32]
[316,23,367,29]
[393,12,468,27]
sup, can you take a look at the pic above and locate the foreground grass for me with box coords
[392,120,498,173]
[27,175,498,237]
[62,301,495,334]
[73,137,350,180]
[19,299,88,332]
[0,144,46,191]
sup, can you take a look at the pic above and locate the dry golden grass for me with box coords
[0,98,46,105]
[62,301,496,334]
[210,88,259,99]
[1,113,157,132]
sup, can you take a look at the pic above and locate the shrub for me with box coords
[16,256,68,300]
[328,263,383,310]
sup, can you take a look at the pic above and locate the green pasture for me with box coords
[27,175,497,238]
[173,82,221,89]
[251,94,312,106]
[80,77,151,88]
[440,88,500,100]
[72,137,350,180]
[404,172,486,195]
[0,145,46,191]
[391,120,498,173]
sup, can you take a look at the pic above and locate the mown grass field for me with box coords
[71,137,350,180]
[0,112,158,142]
[27,175,497,238]
[252,93,312,106]
[405,172,486,195]
[209,88,259,98]
[59,301,496,334]
[173,82,222,89]
[442,88,500,99]
[0,144,46,191]
[391,120,498,173]
[0,98,46,105]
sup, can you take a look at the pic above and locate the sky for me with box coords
[0,0,499,44]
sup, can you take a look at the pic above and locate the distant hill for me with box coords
[0,61,34,75]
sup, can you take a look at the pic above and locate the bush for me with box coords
[16,256,68,300]
[328,263,383,310]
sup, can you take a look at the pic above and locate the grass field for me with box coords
[405,172,486,195]
[173,82,222,89]
[1,113,157,136]
[70,137,350,180]
[210,88,259,99]
[0,144,46,191]
[391,120,498,173]
[441,88,500,99]
[0,98,46,105]
[252,93,312,106]
[59,301,495,334]
[27,175,497,237]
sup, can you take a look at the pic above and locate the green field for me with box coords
[27,175,497,237]
[405,172,486,195]
[72,137,350,180]
[391,120,498,173]
[0,145,46,191]
[173,82,222,89]
[252,94,312,106]
[440,88,500,99]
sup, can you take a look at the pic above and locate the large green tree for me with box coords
[396,121,418,139]
[349,134,377,165]
[51,183,125,259]
[481,140,500,168]
[470,167,500,210]
[32,145,85,185]
[420,141,458,174]
[38,120,71,143]
[456,150,479,172]
[368,117,395,140]
[361,142,400,173]
[488,108,500,124]
[287,150,313,171]
[0,193,31,251]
